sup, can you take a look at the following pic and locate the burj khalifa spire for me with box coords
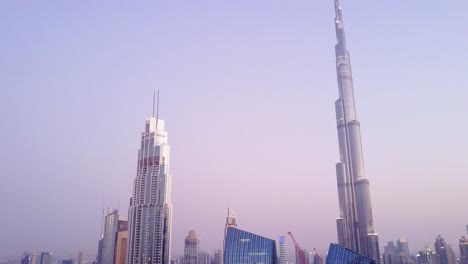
[332,0,380,262]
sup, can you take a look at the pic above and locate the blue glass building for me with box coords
[224,227,277,264]
[326,243,376,264]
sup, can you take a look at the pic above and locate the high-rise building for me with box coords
[278,236,286,264]
[21,254,31,264]
[114,220,129,264]
[27,252,52,264]
[224,209,237,247]
[184,230,199,264]
[460,236,468,264]
[224,227,277,264]
[326,244,375,264]
[383,239,410,264]
[61,260,73,264]
[78,252,83,264]
[213,250,223,264]
[97,239,104,264]
[198,252,210,264]
[434,235,456,264]
[331,0,380,262]
[102,209,119,264]
[127,101,173,264]
[416,248,436,264]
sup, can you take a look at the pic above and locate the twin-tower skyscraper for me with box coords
[333,0,380,262]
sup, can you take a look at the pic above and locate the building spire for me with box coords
[334,0,343,23]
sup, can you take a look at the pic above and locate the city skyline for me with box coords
[1,0,468,260]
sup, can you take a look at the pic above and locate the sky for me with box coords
[1,0,468,259]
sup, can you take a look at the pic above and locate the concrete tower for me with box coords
[332,0,380,262]
[127,93,173,264]
[184,231,199,264]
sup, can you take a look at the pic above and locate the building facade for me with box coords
[114,220,129,264]
[460,236,468,264]
[198,252,210,264]
[434,235,456,264]
[331,0,380,262]
[326,243,375,264]
[224,228,277,264]
[213,250,223,264]
[102,209,119,264]
[127,115,173,264]
[383,239,410,264]
[184,230,199,264]
[278,236,286,264]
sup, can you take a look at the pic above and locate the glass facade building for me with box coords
[326,243,376,264]
[224,227,277,264]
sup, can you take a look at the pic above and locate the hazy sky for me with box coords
[1,0,468,259]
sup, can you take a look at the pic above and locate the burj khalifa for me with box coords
[332,0,380,262]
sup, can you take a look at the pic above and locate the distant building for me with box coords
[212,250,222,264]
[460,236,468,264]
[383,239,411,264]
[61,260,73,264]
[224,227,277,264]
[434,235,456,264]
[114,220,129,264]
[184,230,199,264]
[21,253,31,264]
[96,210,128,264]
[326,244,376,264]
[278,236,286,264]
[416,248,436,264]
[170,259,181,264]
[101,209,119,264]
[97,239,104,264]
[78,252,83,264]
[27,252,52,264]
[198,252,210,264]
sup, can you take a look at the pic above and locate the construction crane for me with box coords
[287,231,308,264]
[313,248,323,264]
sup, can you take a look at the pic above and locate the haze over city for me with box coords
[1,0,468,261]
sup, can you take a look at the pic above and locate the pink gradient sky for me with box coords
[1,0,467,259]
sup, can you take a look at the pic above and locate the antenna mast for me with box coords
[156,90,160,129]
[152,91,156,117]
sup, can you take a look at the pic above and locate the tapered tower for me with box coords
[127,93,173,264]
[332,0,380,262]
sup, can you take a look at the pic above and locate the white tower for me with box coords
[128,93,173,264]
[332,0,380,262]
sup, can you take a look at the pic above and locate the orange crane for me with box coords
[287,232,307,264]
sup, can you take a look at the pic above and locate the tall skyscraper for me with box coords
[383,239,410,264]
[332,0,380,262]
[114,220,129,264]
[102,209,119,264]
[278,236,286,264]
[127,97,173,264]
[78,252,83,264]
[434,235,456,264]
[459,236,468,264]
[213,250,223,264]
[198,252,210,264]
[184,230,200,264]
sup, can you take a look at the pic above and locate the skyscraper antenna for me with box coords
[100,202,105,238]
[152,91,156,117]
[156,90,160,129]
